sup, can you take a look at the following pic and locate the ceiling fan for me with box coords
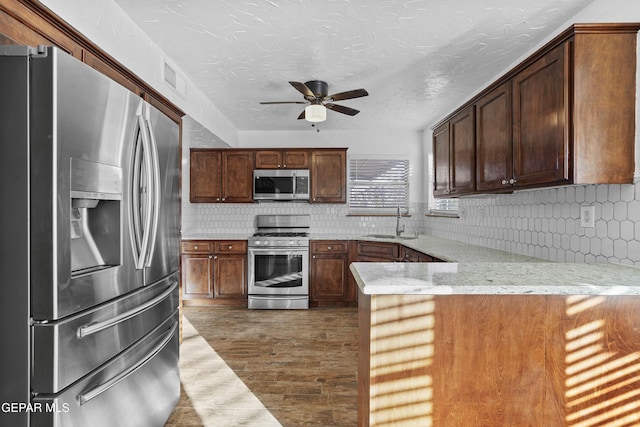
[260,80,369,122]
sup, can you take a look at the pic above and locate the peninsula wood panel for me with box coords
[432,295,547,425]
[359,292,640,426]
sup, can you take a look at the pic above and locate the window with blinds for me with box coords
[348,157,409,214]
[427,152,459,216]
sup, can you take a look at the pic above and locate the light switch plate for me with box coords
[580,205,595,228]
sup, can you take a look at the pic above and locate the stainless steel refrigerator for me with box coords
[0,45,181,427]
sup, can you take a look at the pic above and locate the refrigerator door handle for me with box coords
[77,320,177,406]
[143,113,161,268]
[131,110,154,270]
[77,281,178,339]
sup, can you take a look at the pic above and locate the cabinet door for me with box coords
[356,242,400,261]
[512,44,569,187]
[310,150,346,203]
[475,82,512,191]
[222,151,254,202]
[283,150,309,169]
[402,247,434,262]
[181,254,214,299]
[255,150,282,169]
[450,106,475,195]
[214,255,247,299]
[310,254,348,302]
[190,150,222,202]
[432,122,451,197]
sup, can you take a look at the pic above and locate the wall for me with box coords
[38,0,239,146]
[423,0,640,267]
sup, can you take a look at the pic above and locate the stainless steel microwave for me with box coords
[253,169,310,201]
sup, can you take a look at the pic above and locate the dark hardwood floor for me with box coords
[166,306,358,427]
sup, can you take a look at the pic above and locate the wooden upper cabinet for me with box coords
[310,149,347,203]
[432,106,475,197]
[572,26,637,183]
[449,106,475,195]
[221,150,254,203]
[512,43,569,188]
[436,23,640,197]
[432,122,451,197]
[190,149,222,202]
[189,149,254,203]
[255,149,309,169]
[475,82,512,191]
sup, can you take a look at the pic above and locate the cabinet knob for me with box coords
[509,178,517,184]
[208,255,212,259]
[327,246,332,250]
[312,255,316,259]
[214,255,218,259]
[222,198,226,201]
[228,245,233,249]
[194,245,198,249]
[283,164,287,168]
[216,198,220,201]
[501,179,508,185]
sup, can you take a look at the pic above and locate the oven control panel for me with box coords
[249,239,308,247]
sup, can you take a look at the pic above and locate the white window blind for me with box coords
[427,152,459,216]
[348,157,409,214]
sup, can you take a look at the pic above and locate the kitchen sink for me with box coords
[366,234,418,240]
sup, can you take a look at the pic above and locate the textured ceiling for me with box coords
[113,0,595,132]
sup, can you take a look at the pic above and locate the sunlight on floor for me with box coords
[179,317,283,427]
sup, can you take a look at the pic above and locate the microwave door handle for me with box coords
[292,171,297,198]
[143,113,161,267]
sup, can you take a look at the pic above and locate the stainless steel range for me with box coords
[248,215,310,309]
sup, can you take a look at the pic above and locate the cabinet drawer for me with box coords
[181,241,213,254]
[357,242,400,259]
[214,240,247,254]
[311,241,348,254]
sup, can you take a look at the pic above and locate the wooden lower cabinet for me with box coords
[214,254,247,299]
[402,246,443,262]
[181,240,247,306]
[354,241,401,261]
[309,240,354,306]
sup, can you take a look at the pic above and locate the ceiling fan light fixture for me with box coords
[305,103,326,122]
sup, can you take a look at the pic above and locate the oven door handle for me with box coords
[249,248,308,255]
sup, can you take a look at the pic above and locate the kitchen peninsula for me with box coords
[350,257,640,426]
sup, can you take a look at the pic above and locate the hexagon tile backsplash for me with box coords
[424,182,640,267]
[183,181,640,267]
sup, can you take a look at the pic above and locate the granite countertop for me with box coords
[349,262,640,296]
[182,232,640,295]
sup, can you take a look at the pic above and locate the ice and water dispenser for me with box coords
[70,158,122,276]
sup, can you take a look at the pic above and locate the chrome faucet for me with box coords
[395,206,405,237]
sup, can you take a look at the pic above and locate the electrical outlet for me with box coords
[580,205,595,228]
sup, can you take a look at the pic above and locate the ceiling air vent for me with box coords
[163,59,186,98]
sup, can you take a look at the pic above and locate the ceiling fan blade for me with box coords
[325,103,360,116]
[260,101,307,104]
[297,110,306,120]
[327,88,369,102]
[289,81,315,98]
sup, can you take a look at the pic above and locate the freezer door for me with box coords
[32,273,179,394]
[29,47,142,320]
[32,312,180,427]
[130,100,180,285]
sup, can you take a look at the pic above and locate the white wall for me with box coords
[38,0,239,147]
